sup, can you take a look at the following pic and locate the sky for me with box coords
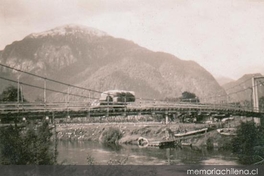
[0,0,264,80]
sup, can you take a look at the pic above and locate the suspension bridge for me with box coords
[0,63,264,123]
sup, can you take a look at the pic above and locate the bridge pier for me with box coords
[165,111,171,125]
[45,116,50,122]
[165,114,168,125]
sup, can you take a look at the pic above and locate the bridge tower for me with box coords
[252,76,264,126]
[252,76,264,112]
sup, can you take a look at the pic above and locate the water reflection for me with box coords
[57,141,238,165]
[102,143,122,152]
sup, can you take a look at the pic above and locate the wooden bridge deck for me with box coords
[0,103,262,121]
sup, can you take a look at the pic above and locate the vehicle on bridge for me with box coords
[91,90,136,109]
[99,90,135,104]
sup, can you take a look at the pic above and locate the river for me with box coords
[57,141,238,165]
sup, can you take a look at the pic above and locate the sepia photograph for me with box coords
[0,0,264,175]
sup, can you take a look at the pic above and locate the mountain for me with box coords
[222,73,264,103]
[0,24,226,102]
[215,76,234,86]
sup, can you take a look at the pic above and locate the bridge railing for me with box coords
[0,101,91,112]
[0,101,259,114]
[133,102,253,112]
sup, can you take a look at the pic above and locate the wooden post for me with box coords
[44,78,47,109]
[107,93,110,117]
[165,111,169,140]
[67,85,70,118]
[88,91,90,118]
[20,85,23,103]
[52,111,57,164]
[17,77,20,104]
[255,80,259,112]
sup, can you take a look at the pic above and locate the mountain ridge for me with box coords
[0,24,226,102]
[26,24,108,39]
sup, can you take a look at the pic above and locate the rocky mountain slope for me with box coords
[0,24,226,102]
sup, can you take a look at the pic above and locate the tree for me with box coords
[232,121,264,164]
[0,85,27,102]
[181,91,200,103]
[0,121,57,165]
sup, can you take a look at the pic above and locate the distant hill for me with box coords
[215,76,234,86]
[222,73,264,103]
[0,24,226,102]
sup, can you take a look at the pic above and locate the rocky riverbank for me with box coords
[55,119,240,149]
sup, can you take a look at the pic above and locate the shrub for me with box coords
[100,127,123,144]
[232,121,264,164]
[0,121,57,165]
